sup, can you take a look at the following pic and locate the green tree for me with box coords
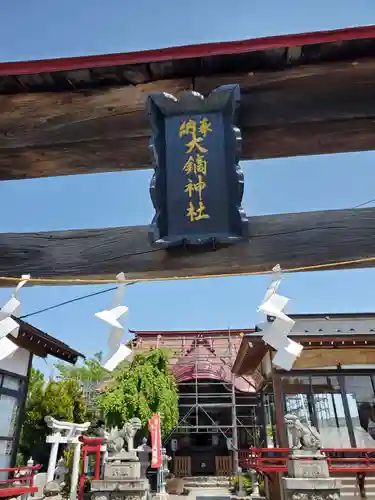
[55,354,110,436]
[99,348,179,437]
[18,368,87,468]
[55,352,108,383]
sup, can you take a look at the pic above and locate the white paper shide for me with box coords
[258,265,303,371]
[0,275,31,362]
[95,272,133,371]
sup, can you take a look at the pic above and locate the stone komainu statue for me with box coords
[105,418,142,455]
[123,418,142,444]
[105,426,125,455]
[284,413,322,451]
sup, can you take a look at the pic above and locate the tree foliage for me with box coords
[19,349,178,466]
[18,368,87,468]
[54,354,109,437]
[55,352,108,383]
[99,349,179,436]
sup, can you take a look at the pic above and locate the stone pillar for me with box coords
[69,441,81,500]
[283,414,341,500]
[250,469,262,499]
[54,457,67,486]
[237,467,246,497]
[21,458,35,500]
[155,449,170,500]
[101,443,108,465]
[47,433,60,483]
[136,438,151,478]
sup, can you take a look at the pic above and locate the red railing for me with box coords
[239,448,375,473]
[0,465,41,498]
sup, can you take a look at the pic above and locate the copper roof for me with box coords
[133,329,255,392]
[172,335,254,392]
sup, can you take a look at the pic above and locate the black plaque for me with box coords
[147,85,248,247]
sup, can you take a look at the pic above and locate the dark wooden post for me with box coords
[273,374,288,447]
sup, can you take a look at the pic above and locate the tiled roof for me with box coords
[9,317,84,364]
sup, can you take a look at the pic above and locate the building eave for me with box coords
[9,317,85,364]
[232,333,375,376]
[288,312,375,320]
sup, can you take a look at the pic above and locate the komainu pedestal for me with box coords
[283,414,341,500]
[283,478,341,500]
[90,419,149,500]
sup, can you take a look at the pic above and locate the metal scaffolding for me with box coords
[161,329,263,471]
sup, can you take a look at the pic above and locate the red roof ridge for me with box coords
[0,25,374,77]
[130,328,256,336]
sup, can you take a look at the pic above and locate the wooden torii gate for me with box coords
[1,25,375,284]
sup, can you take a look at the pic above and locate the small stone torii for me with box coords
[45,416,91,500]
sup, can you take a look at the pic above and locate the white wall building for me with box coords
[0,318,84,473]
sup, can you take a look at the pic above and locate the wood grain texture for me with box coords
[293,348,375,369]
[0,207,375,285]
[1,60,375,180]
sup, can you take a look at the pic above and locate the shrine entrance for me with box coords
[170,395,232,476]
[164,377,262,477]
[133,329,266,477]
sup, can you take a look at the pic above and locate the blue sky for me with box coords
[1,0,375,373]
[0,0,375,61]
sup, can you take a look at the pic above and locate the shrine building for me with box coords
[131,312,375,480]
[131,327,259,477]
[0,318,84,473]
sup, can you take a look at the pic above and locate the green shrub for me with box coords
[232,472,265,496]
[83,478,91,493]
[231,473,252,494]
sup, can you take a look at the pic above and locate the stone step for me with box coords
[341,495,375,499]
[340,480,375,486]
[184,482,231,488]
[183,477,231,488]
[339,480,375,498]
[341,483,375,490]
[183,477,231,481]
[189,487,231,497]
[340,494,368,498]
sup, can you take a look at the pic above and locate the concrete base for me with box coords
[283,477,341,500]
[91,492,148,500]
[104,461,141,480]
[90,477,150,500]
[288,456,330,479]
[154,493,169,500]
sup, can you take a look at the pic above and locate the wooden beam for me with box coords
[0,78,193,179]
[293,348,375,369]
[1,60,375,180]
[0,207,375,285]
